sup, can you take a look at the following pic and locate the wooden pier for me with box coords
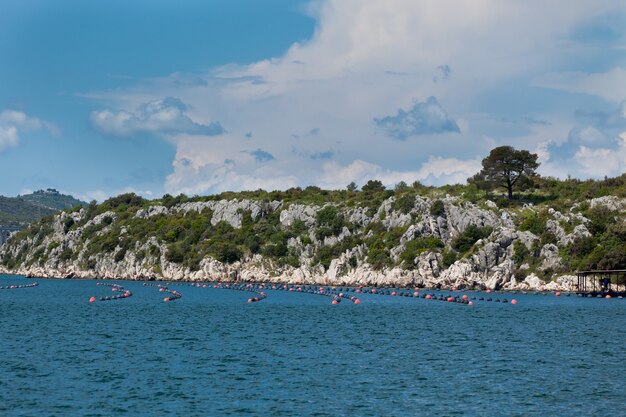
[576,269,626,297]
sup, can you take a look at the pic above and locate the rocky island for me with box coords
[1,174,624,292]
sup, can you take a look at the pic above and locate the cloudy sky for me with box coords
[2,0,625,200]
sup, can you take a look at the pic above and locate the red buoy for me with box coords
[555,292,561,297]
[332,300,339,305]
[391,291,397,296]
[486,289,491,294]
[447,297,454,302]
[356,289,361,293]
[354,299,361,305]
[605,295,612,299]
[511,299,517,305]
[372,289,377,293]
[89,296,96,303]
[462,294,468,300]
[248,298,253,303]
[413,292,419,296]
[163,297,170,302]
[426,294,432,300]
[468,301,473,306]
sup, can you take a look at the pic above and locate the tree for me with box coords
[472,146,539,200]
[394,181,409,191]
[361,179,385,193]
[346,182,358,191]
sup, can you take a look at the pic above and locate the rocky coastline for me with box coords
[1,194,624,293]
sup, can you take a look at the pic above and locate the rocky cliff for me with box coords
[1,192,624,292]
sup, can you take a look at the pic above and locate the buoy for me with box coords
[486,289,491,294]
[354,299,360,304]
[332,300,339,305]
[163,297,170,302]
[555,292,561,297]
[413,292,419,296]
[452,287,457,291]
[247,298,253,303]
[447,297,454,302]
[372,289,377,293]
[391,291,397,296]
[89,296,96,303]
[468,301,473,306]
[511,299,517,305]
[426,294,432,300]
[605,295,612,299]
[356,289,361,293]
[462,294,468,300]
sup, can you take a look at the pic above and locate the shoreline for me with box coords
[1,269,571,294]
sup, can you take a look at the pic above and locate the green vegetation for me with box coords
[400,236,444,267]
[1,149,625,278]
[470,145,540,200]
[0,189,86,226]
[451,225,493,255]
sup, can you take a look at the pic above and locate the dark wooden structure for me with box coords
[576,269,626,297]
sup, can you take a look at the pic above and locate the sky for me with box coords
[1,0,625,201]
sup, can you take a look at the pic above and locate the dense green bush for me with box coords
[518,211,547,235]
[400,236,444,267]
[451,225,493,254]
[393,193,416,214]
[430,200,445,216]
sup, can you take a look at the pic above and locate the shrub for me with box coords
[393,193,415,214]
[513,240,530,266]
[400,237,444,267]
[518,211,546,235]
[430,200,445,216]
[211,242,242,263]
[59,248,73,262]
[362,180,385,193]
[442,250,458,268]
[451,225,493,254]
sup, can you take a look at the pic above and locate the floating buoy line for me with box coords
[0,282,38,290]
[213,282,268,302]
[142,282,183,302]
[137,281,525,306]
[81,279,626,306]
[88,282,132,303]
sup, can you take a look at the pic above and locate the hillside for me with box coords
[0,189,86,226]
[1,175,625,290]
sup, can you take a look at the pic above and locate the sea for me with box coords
[1,274,624,417]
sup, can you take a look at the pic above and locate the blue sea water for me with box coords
[0,274,624,417]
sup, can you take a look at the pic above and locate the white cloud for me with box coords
[91,97,224,137]
[416,156,481,185]
[74,187,155,203]
[0,110,56,151]
[0,126,19,151]
[374,97,460,139]
[317,156,480,189]
[84,0,626,194]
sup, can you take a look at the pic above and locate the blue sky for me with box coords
[1,0,625,200]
